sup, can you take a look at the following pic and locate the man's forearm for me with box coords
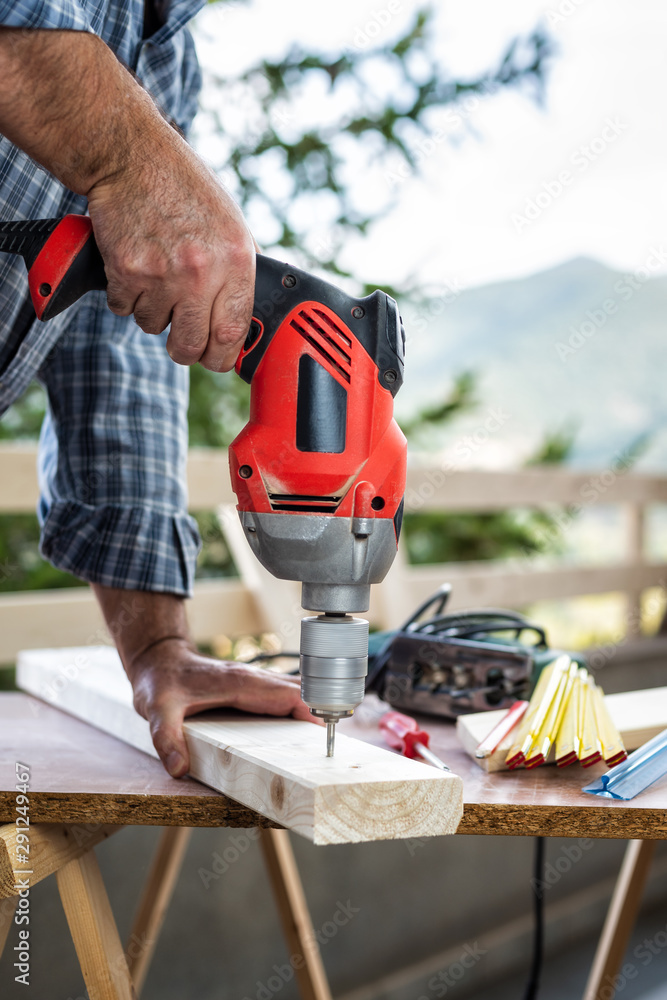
[0,26,256,372]
[0,28,176,196]
[91,583,314,777]
[91,584,193,680]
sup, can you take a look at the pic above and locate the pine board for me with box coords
[456,686,667,772]
[16,647,463,845]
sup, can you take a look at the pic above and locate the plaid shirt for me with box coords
[0,0,206,596]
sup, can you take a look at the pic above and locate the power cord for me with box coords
[523,837,545,1000]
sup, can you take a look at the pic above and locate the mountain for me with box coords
[398,256,667,469]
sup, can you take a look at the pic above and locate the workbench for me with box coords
[1,692,666,1000]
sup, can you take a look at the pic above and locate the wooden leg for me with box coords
[125,826,192,996]
[0,896,17,958]
[57,849,136,1000]
[259,828,332,1000]
[583,839,656,1000]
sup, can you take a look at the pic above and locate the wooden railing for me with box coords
[1,444,666,662]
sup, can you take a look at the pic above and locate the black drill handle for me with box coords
[0,215,106,321]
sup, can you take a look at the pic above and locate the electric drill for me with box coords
[0,215,408,756]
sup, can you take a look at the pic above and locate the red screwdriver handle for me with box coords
[380,711,429,759]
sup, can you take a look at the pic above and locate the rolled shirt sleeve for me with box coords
[0,1,93,31]
[36,294,202,596]
[0,0,207,594]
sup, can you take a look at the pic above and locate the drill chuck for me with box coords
[300,615,369,722]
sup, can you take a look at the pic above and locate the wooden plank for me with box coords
[405,465,667,511]
[1,557,662,663]
[217,503,303,638]
[125,827,192,996]
[0,445,40,513]
[0,445,235,513]
[5,445,667,513]
[3,692,667,840]
[624,503,645,636]
[16,649,463,845]
[186,448,236,509]
[0,822,122,898]
[259,829,332,1000]
[456,687,667,772]
[0,694,273,829]
[399,561,667,612]
[0,578,258,663]
[57,849,136,1000]
[582,840,656,1000]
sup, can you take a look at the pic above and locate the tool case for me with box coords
[366,585,583,719]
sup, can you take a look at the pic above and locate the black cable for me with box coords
[523,836,545,1000]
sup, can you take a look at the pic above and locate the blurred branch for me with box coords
[197,6,552,280]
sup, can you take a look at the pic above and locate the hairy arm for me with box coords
[92,585,315,777]
[0,27,254,371]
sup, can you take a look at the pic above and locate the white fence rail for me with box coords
[0,444,666,662]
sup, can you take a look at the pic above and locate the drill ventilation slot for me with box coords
[290,306,352,384]
[269,492,342,513]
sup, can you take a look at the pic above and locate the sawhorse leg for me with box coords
[0,897,18,957]
[1,822,333,1000]
[1,822,130,999]
[125,826,192,996]
[259,829,333,1000]
[583,839,656,1000]
[58,849,136,1000]
[124,826,332,1000]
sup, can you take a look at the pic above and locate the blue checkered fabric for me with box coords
[0,0,206,595]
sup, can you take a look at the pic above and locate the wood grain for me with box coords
[57,849,136,1000]
[0,694,274,828]
[16,650,463,845]
[456,687,667,772]
[0,822,121,898]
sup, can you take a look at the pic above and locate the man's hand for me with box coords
[129,639,314,777]
[86,141,256,373]
[0,28,255,372]
[93,586,318,778]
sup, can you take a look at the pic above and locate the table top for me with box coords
[1,693,666,838]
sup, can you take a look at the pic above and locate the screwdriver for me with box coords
[379,711,450,771]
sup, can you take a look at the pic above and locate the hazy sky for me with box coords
[194,0,667,293]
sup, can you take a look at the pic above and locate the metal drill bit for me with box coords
[326,722,336,757]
